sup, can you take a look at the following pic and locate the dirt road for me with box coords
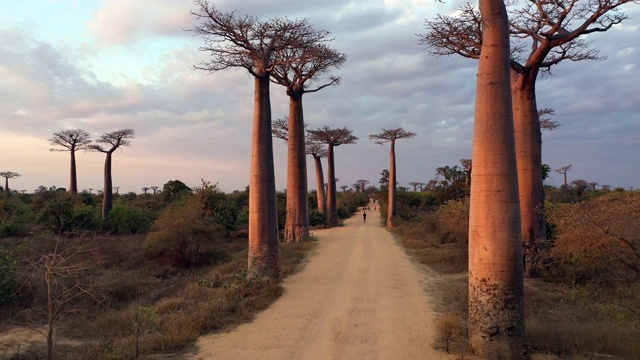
[191,206,457,360]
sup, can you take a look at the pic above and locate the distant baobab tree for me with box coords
[271,32,346,243]
[142,187,150,195]
[408,182,421,192]
[89,129,135,221]
[48,129,92,195]
[356,180,369,192]
[190,1,331,277]
[306,142,328,216]
[589,182,598,191]
[150,186,159,194]
[307,126,358,226]
[369,128,416,227]
[351,184,360,192]
[0,172,21,195]
[87,188,93,194]
[421,0,635,280]
[113,186,120,194]
[556,165,573,190]
[340,185,349,192]
[538,108,559,131]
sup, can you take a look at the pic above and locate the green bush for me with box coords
[0,197,33,236]
[308,210,326,227]
[109,205,153,235]
[436,199,469,244]
[36,193,100,233]
[0,245,17,306]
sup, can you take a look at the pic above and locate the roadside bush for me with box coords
[436,199,469,244]
[336,191,369,219]
[0,197,33,236]
[308,210,326,227]
[36,193,100,233]
[544,191,640,284]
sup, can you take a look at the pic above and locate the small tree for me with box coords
[0,172,21,195]
[369,128,416,227]
[89,129,135,221]
[49,129,92,195]
[356,180,369,193]
[131,306,159,359]
[307,127,358,226]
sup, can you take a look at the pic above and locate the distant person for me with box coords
[363,211,367,223]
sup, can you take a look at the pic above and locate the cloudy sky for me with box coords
[1,0,638,194]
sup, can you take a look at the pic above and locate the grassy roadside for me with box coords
[389,217,640,360]
[1,235,316,360]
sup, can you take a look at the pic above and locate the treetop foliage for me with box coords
[307,126,358,147]
[48,129,92,152]
[368,128,416,145]
[88,128,136,154]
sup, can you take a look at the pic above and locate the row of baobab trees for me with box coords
[188,0,637,357]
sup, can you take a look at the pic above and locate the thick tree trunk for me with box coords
[387,139,397,227]
[313,156,327,215]
[513,77,546,278]
[326,145,338,226]
[69,150,78,195]
[468,0,526,357]
[102,152,113,221]
[284,94,309,243]
[248,74,281,279]
[4,178,8,195]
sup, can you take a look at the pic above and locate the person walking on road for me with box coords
[363,211,367,223]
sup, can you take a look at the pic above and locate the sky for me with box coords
[1,0,638,194]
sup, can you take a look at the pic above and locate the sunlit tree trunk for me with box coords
[387,139,397,227]
[513,73,546,278]
[248,73,280,279]
[326,145,337,226]
[285,94,309,242]
[70,150,78,195]
[313,156,326,215]
[468,0,526,357]
[102,152,113,221]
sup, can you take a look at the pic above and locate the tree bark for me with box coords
[70,150,78,195]
[102,152,113,221]
[326,145,338,226]
[512,74,546,278]
[468,0,526,357]
[248,74,281,279]
[313,156,326,215]
[284,94,310,242]
[387,139,397,227]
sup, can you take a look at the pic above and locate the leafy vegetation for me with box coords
[387,177,640,359]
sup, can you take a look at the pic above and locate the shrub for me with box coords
[308,210,326,227]
[0,197,33,236]
[36,193,100,233]
[436,199,469,244]
[109,205,152,235]
[0,245,17,306]
[544,191,640,284]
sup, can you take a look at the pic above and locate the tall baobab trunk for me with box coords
[326,145,338,226]
[468,0,526,357]
[70,150,78,195]
[313,155,327,215]
[284,94,309,242]
[102,152,113,221]
[387,139,397,227]
[3,178,8,195]
[248,74,280,279]
[513,74,546,278]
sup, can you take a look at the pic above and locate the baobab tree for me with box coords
[556,164,572,190]
[355,180,369,193]
[369,128,416,227]
[306,142,328,216]
[463,0,526,356]
[307,127,357,226]
[271,35,346,243]
[150,186,159,194]
[420,0,634,278]
[340,185,349,192]
[48,129,92,195]
[142,187,149,195]
[0,172,21,195]
[351,183,361,192]
[88,129,135,221]
[190,1,329,277]
[460,159,472,191]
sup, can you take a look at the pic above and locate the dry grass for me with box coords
[2,234,316,360]
[391,216,640,360]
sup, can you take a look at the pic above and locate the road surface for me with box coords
[191,205,457,360]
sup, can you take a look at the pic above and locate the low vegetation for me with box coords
[0,180,367,359]
[384,185,640,359]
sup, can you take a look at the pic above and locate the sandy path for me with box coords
[191,205,456,360]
